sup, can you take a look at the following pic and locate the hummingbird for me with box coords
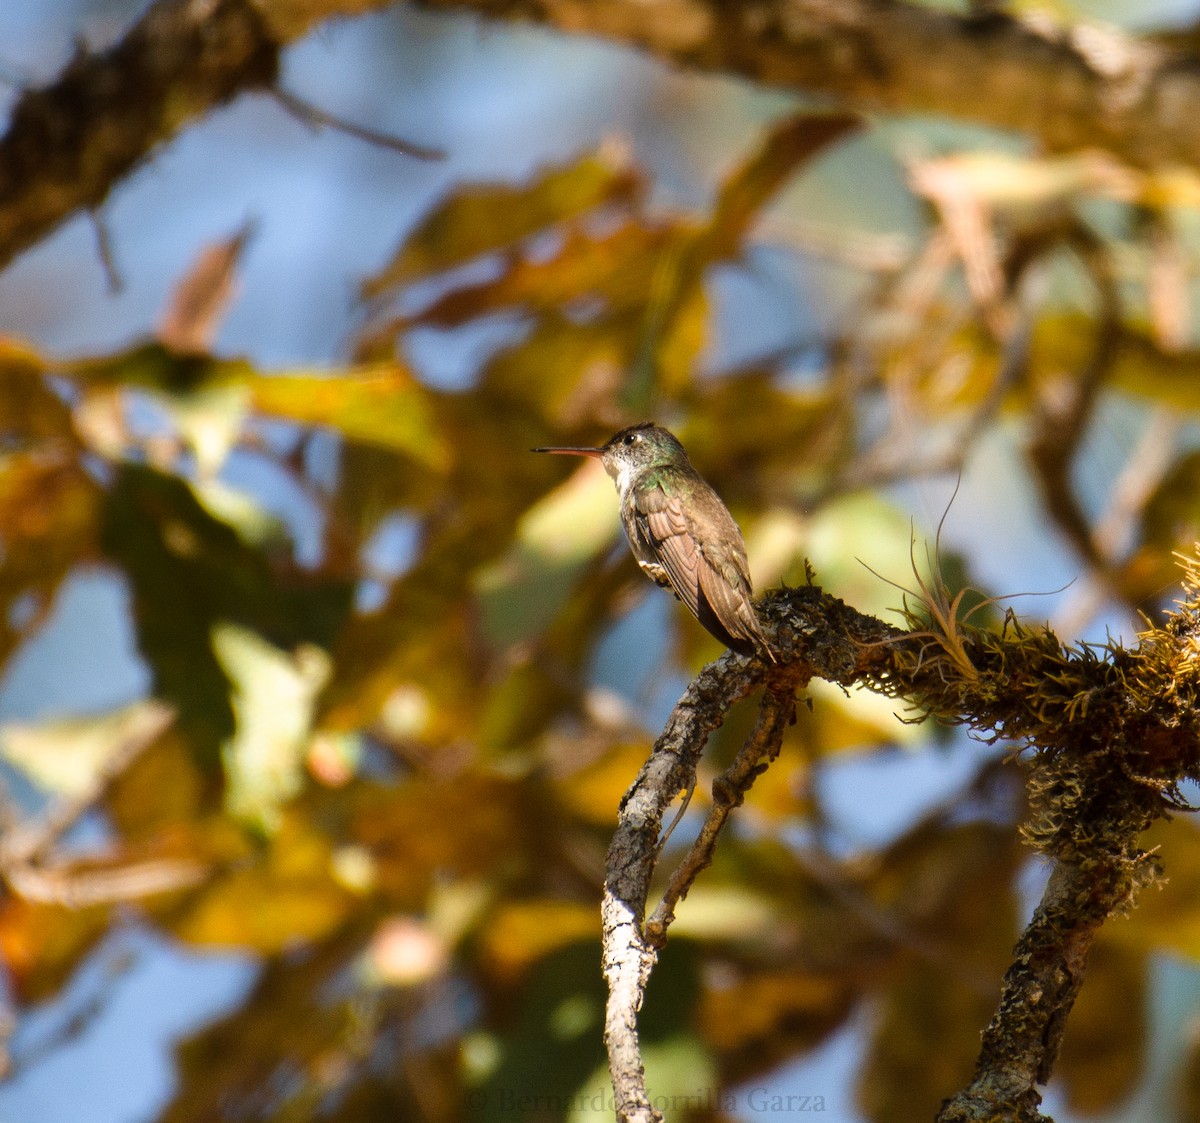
[533,423,774,660]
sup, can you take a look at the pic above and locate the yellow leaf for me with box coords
[176,866,350,952]
[247,365,449,470]
[555,741,654,828]
[479,900,599,982]
[364,147,643,296]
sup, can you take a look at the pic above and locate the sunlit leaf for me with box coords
[213,622,331,832]
[364,147,643,297]
[407,222,673,327]
[475,459,617,645]
[154,380,250,479]
[0,699,173,798]
[572,1035,717,1121]
[668,885,782,942]
[247,364,450,470]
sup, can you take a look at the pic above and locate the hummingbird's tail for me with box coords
[696,565,776,662]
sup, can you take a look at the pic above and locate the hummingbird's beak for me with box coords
[531,446,605,458]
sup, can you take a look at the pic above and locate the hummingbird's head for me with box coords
[599,423,685,478]
[532,423,689,493]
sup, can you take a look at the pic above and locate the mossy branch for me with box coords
[603,565,1200,1123]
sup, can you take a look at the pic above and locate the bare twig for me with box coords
[603,655,767,1123]
[270,87,445,161]
[416,0,1200,171]
[88,208,123,294]
[0,0,281,270]
[5,858,205,906]
[644,685,794,946]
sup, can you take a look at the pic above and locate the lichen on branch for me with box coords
[604,560,1200,1123]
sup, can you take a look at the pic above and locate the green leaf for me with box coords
[101,464,352,764]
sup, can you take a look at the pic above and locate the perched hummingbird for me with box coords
[533,423,774,660]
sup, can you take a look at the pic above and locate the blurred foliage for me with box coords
[6,81,1200,1123]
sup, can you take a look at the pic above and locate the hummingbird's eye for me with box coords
[624,433,637,446]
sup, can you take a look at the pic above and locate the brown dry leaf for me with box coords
[175,867,353,952]
[407,222,674,328]
[0,896,111,1003]
[0,453,102,663]
[159,224,253,354]
[0,340,75,442]
[350,774,529,906]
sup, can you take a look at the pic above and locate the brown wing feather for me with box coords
[634,487,701,619]
[635,480,774,660]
